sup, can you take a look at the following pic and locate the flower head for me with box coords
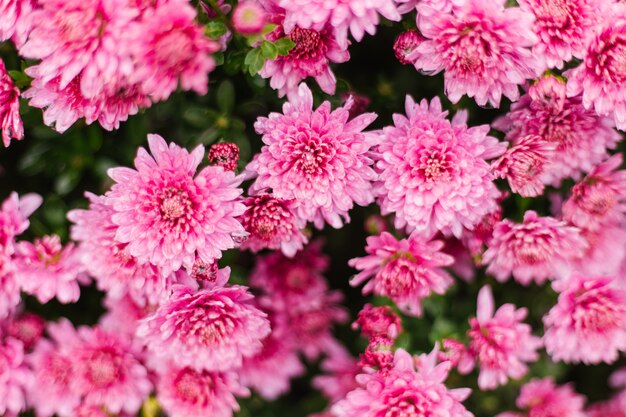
[0,337,31,416]
[207,142,240,171]
[0,59,23,148]
[497,378,586,417]
[7,312,45,351]
[393,29,425,65]
[352,304,402,341]
[233,1,267,35]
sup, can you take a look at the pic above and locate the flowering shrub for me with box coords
[1,1,626,416]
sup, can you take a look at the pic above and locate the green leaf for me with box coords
[274,37,295,56]
[8,70,32,89]
[204,20,228,39]
[259,41,278,60]
[244,48,264,76]
[216,81,235,113]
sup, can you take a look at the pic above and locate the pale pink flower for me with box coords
[233,1,267,35]
[349,231,454,317]
[239,194,308,257]
[248,84,378,229]
[352,304,402,341]
[497,378,586,417]
[277,0,401,49]
[312,344,360,403]
[574,226,626,282]
[493,77,621,186]
[7,312,45,351]
[491,135,557,197]
[544,274,626,364]
[483,211,587,285]
[519,0,600,70]
[13,235,86,304]
[155,363,248,417]
[0,59,23,148]
[332,348,472,417]
[137,284,271,371]
[375,96,505,237]
[465,286,542,390]
[414,0,537,107]
[0,337,31,416]
[207,142,240,171]
[260,24,350,98]
[106,134,246,275]
[562,154,626,231]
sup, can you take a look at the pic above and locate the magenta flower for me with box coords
[414,0,537,107]
[155,362,248,417]
[393,29,425,65]
[137,284,271,371]
[465,286,542,390]
[352,304,402,341]
[497,378,586,417]
[544,275,626,364]
[232,1,267,35]
[260,24,350,98]
[483,211,587,285]
[375,96,505,237]
[207,142,240,171]
[7,312,45,351]
[239,194,308,257]
[105,134,245,275]
[0,337,31,416]
[0,59,23,148]
[248,84,378,229]
[349,231,454,317]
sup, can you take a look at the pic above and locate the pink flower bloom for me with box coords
[491,134,557,197]
[0,337,31,416]
[0,0,24,41]
[260,24,350,98]
[519,0,600,70]
[155,363,248,417]
[137,284,271,371]
[239,194,308,257]
[332,348,472,417]
[232,1,267,35]
[0,59,23,148]
[7,312,45,351]
[465,286,542,390]
[352,304,402,341]
[440,338,474,373]
[349,231,454,317]
[277,0,401,49]
[563,154,626,231]
[483,211,587,285]
[13,235,86,304]
[493,77,621,186]
[587,395,626,417]
[106,134,245,275]
[129,0,218,101]
[99,293,156,339]
[375,96,505,237]
[544,274,626,364]
[312,344,360,403]
[497,378,586,417]
[393,29,425,65]
[248,84,378,229]
[566,4,626,130]
[207,142,240,171]
[414,0,537,107]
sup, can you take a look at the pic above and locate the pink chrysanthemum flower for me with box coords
[587,395,626,417]
[232,1,267,35]
[352,304,402,341]
[566,4,626,130]
[137,284,271,371]
[312,344,360,403]
[544,274,626,364]
[562,154,626,232]
[277,0,401,49]
[260,24,350,98]
[7,312,46,351]
[465,286,542,390]
[0,0,24,41]
[129,0,218,101]
[105,134,245,275]
[414,0,537,107]
[13,235,86,304]
[0,59,23,148]
[99,293,156,338]
[239,194,308,257]
[483,211,587,285]
[332,348,472,417]
[491,135,557,197]
[493,76,621,186]
[349,231,454,317]
[207,142,240,171]
[497,377,586,417]
[574,226,626,279]
[393,29,425,65]
[375,96,505,237]
[518,0,599,71]
[155,362,248,417]
[248,84,378,229]
[0,337,31,416]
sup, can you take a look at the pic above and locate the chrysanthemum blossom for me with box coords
[349,232,454,317]
[260,24,350,98]
[239,194,308,257]
[137,284,271,371]
[562,154,626,232]
[352,304,402,341]
[497,378,586,417]
[156,362,248,417]
[491,135,556,197]
[483,211,587,285]
[0,59,23,148]
[587,395,626,417]
[414,0,537,107]
[375,96,505,237]
[543,275,626,364]
[7,312,45,351]
[207,142,240,171]
[0,0,26,41]
[312,344,360,403]
[0,337,31,416]
[393,29,425,65]
[0,192,41,258]
[465,286,542,390]
[232,1,267,35]
[248,84,378,229]
[277,0,401,49]
[518,0,599,71]
[105,134,246,275]
[332,348,473,417]
[566,4,626,130]
[493,77,621,186]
